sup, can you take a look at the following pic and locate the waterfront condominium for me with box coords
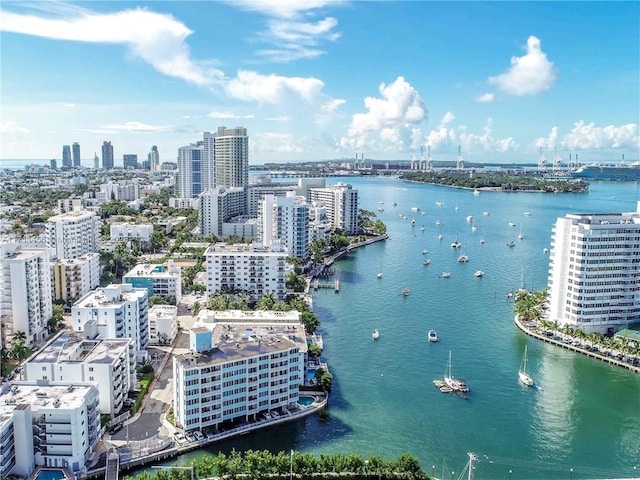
[172,314,306,432]
[258,193,310,260]
[0,381,100,477]
[101,140,114,170]
[204,242,289,302]
[309,182,359,234]
[72,142,81,167]
[0,244,53,346]
[45,209,101,260]
[210,126,249,189]
[176,142,204,198]
[23,331,135,417]
[72,283,149,362]
[62,145,72,168]
[546,202,640,334]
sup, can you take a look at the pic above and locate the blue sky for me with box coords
[1,1,638,166]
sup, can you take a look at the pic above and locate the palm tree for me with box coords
[256,292,276,310]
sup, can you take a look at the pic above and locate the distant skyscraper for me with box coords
[123,154,138,169]
[176,143,204,198]
[93,152,99,169]
[212,126,249,189]
[62,145,72,168]
[102,141,114,169]
[148,145,160,171]
[50,159,57,170]
[72,142,81,167]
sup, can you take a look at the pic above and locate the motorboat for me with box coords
[422,248,428,255]
[483,211,491,216]
[518,345,534,386]
[451,241,461,249]
[376,272,383,279]
[441,272,451,278]
[422,259,431,266]
[473,189,480,195]
[402,288,410,296]
[436,201,444,207]
[411,219,416,226]
[474,270,484,278]
[411,206,420,212]
[428,330,439,342]
[438,234,444,241]
[420,226,425,231]
[471,225,478,232]
[435,220,442,227]
[372,329,380,341]
[543,247,549,253]
[457,253,469,263]
[479,238,485,244]
[509,222,516,227]
[466,215,474,223]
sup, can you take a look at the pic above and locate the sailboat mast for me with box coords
[467,453,477,480]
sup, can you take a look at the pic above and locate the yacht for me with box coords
[376,272,383,279]
[428,330,439,342]
[483,211,491,216]
[441,272,451,278]
[372,329,380,341]
[518,345,534,386]
[466,215,474,223]
[457,253,469,263]
[451,241,461,249]
[402,288,410,296]
[474,269,484,278]
[422,258,431,266]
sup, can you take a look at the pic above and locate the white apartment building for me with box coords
[547,203,640,334]
[45,209,100,260]
[0,244,52,346]
[204,243,290,301]
[309,182,359,234]
[148,305,177,346]
[172,318,306,432]
[24,331,134,417]
[198,186,246,238]
[246,177,326,217]
[72,284,149,362]
[176,143,204,199]
[110,223,154,244]
[308,201,332,242]
[57,197,84,215]
[123,260,182,303]
[211,126,249,189]
[169,197,199,209]
[0,381,100,477]
[51,252,100,302]
[96,181,140,203]
[259,193,310,259]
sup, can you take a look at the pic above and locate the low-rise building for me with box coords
[148,304,178,346]
[110,223,153,244]
[0,381,100,478]
[123,260,182,303]
[51,252,100,302]
[24,331,135,417]
[172,316,306,432]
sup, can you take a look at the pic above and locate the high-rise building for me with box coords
[148,145,160,171]
[211,126,249,189]
[51,252,100,302]
[72,142,81,167]
[0,244,53,347]
[309,182,359,234]
[50,158,57,170]
[198,186,246,237]
[93,152,99,169]
[45,209,101,260]
[546,203,640,334]
[259,193,310,259]
[101,141,114,169]
[123,154,138,169]
[176,142,204,198]
[62,145,72,168]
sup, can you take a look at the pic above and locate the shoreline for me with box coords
[514,315,640,374]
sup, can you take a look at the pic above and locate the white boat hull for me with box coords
[519,371,534,386]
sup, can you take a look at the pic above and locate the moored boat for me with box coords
[428,330,439,342]
[372,329,380,341]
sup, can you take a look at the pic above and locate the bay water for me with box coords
[147,178,640,480]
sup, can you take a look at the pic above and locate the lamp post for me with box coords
[432,466,435,477]
[152,465,194,480]
[290,449,294,480]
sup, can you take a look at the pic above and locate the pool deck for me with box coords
[28,468,74,480]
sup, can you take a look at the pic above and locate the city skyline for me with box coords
[0,1,638,165]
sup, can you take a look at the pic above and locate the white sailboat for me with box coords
[444,351,469,393]
[518,345,534,386]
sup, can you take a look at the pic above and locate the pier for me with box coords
[313,279,339,292]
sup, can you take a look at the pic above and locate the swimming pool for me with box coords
[34,469,67,480]
[298,396,315,406]
[305,369,317,383]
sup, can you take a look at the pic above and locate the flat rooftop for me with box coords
[29,332,130,365]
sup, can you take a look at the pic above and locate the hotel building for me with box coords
[210,126,249,189]
[0,244,52,346]
[309,182,359,234]
[172,314,306,432]
[24,331,135,417]
[0,381,100,477]
[123,260,182,303]
[204,243,289,301]
[51,252,100,302]
[547,203,640,334]
[45,209,101,260]
[72,284,149,362]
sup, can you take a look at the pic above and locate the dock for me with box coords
[313,279,339,292]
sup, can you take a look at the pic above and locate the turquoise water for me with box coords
[298,396,315,406]
[34,470,66,480]
[142,178,640,479]
[305,369,317,383]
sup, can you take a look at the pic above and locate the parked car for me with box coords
[186,432,196,442]
[174,432,187,445]
[194,430,204,441]
[108,423,123,435]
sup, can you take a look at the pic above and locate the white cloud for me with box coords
[0,6,221,87]
[322,99,346,113]
[99,121,172,132]
[458,118,519,153]
[426,112,457,150]
[252,131,305,154]
[475,92,494,103]
[489,36,557,95]
[207,111,255,119]
[226,70,325,104]
[534,126,560,150]
[562,121,639,150]
[265,116,290,122]
[229,0,341,19]
[0,120,30,135]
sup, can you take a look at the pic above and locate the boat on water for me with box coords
[428,330,439,342]
[451,241,461,249]
[473,189,480,195]
[443,351,469,394]
[422,248,428,254]
[509,222,516,227]
[436,201,444,207]
[435,220,442,227]
[441,272,451,278]
[471,225,478,232]
[411,219,416,226]
[571,161,640,181]
[376,272,383,279]
[483,211,491,216]
[402,288,410,296]
[438,234,444,240]
[411,206,420,212]
[543,247,549,253]
[422,259,431,266]
[474,269,484,278]
[372,329,380,341]
[506,241,515,248]
[479,238,485,244]
[518,345,534,386]
[457,253,469,263]
[420,226,425,231]
[523,212,532,216]
[392,202,397,206]
[466,215,474,223]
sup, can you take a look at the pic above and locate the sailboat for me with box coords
[518,345,534,386]
[443,351,469,394]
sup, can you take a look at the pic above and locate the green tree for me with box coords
[47,304,65,333]
[308,343,322,358]
[301,311,320,334]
